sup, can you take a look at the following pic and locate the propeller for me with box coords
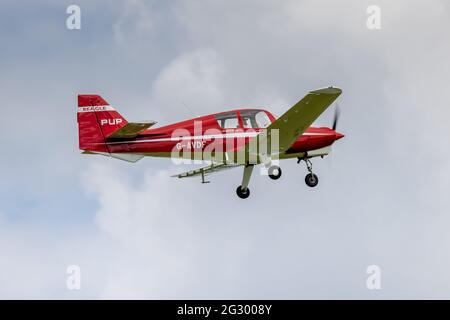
[328,103,342,172]
[332,103,341,131]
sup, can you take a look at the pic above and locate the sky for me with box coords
[0,0,450,299]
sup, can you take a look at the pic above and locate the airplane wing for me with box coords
[172,163,241,179]
[107,121,157,139]
[262,87,342,153]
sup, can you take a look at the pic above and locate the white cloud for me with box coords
[146,48,226,121]
[113,0,154,44]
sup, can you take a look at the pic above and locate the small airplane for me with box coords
[77,87,344,199]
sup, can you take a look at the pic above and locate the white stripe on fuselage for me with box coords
[100,131,334,145]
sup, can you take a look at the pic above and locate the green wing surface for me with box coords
[266,87,342,153]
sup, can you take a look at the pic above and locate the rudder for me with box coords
[77,94,128,152]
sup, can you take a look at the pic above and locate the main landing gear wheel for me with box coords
[268,165,282,180]
[305,173,319,187]
[236,186,250,199]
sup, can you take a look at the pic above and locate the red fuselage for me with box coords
[94,109,344,161]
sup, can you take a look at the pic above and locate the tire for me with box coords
[236,185,250,199]
[268,165,282,180]
[305,173,319,187]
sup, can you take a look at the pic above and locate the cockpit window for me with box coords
[241,110,272,129]
[215,111,239,129]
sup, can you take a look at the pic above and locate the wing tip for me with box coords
[310,86,342,95]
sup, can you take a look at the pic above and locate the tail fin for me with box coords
[77,94,128,152]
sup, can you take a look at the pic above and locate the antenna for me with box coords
[182,101,195,117]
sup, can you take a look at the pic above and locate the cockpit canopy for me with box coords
[240,110,271,129]
[215,111,240,129]
[214,110,273,129]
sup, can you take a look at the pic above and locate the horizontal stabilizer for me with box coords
[107,121,157,139]
[110,153,144,162]
[81,151,144,163]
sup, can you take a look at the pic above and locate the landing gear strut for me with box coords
[298,157,319,187]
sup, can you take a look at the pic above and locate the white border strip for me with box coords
[78,105,115,113]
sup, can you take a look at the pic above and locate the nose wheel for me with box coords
[298,157,319,188]
[305,173,319,187]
